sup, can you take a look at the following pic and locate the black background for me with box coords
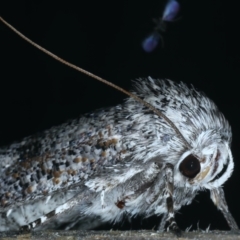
[0,0,240,231]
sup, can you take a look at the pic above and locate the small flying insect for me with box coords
[142,0,180,52]
[162,0,180,21]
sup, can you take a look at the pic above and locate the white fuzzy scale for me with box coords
[0,77,234,231]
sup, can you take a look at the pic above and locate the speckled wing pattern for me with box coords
[0,78,236,231]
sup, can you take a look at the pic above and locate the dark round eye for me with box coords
[179,154,201,178]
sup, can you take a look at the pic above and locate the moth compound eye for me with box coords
[179,154,201,178]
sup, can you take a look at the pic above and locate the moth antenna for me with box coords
[0,16,191,149]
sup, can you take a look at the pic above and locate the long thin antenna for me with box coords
[0,16,191,149]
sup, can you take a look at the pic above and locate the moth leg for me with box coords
[158,213,167,232]
[210,187,239,230]
[100,187,106,208]
[162,163,181,236]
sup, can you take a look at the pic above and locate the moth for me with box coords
[0,16,239,234]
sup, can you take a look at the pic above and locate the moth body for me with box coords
[0,78,237,231]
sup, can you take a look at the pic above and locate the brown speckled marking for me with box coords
[98,131,103,138]
[12,173,19,178]
[111,138,118,144]
[120,149,127,154]
[73,157,82,163]
[26,186,34,194]
[42,190,48,195]
[5,192,11,198]
[86,135,96,145]
[20,161,31,169]
[1,199,8,206]
[71,170,77,176]
[53,178,60,185]
[103,138,118,148]
[97,139,103,147]
[101,151,107,157]
[115,200,125,209]
[53,171,61,178]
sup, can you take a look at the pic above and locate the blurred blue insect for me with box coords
[142,31,162,53]
[162,0,180,21]
[142,0,180,53]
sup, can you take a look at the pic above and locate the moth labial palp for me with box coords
[0,16,239,234]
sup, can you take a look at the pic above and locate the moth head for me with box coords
[175,130,234,190]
